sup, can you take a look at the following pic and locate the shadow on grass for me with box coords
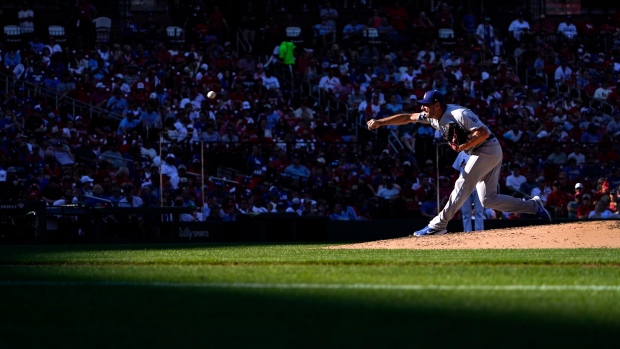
[2,244,620,267]
[1,284,619,349]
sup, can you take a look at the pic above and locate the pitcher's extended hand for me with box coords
[367,119,380,130]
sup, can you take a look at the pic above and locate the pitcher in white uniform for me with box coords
[367,90,552,236]
[452,151,485,232]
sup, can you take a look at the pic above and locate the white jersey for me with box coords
[418,104,496,155]
[418,104,489,140]
[411,103,543,234]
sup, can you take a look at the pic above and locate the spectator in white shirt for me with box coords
[416,47,435,63]
[505,164,527,196]
[399,65,420,90]
[261,70,280,90]
[318,68,340,92]
[319,1,339,29]
[44,37,63,55]
[531,176,552,205]
[557,16,578,40]
[160,153,178,178]
[357,94,381,122]
[607,112,620,137]
[508,12,530,42]
[554,61,572,83]
[588,200,614,219]
[285,198,304,215]
[447,64,462,81]
[593,80,613,100]
[567,147,586,165]
[376,177,400,200]
[118,185,144,208]
[475,17,494,46]
[442,53,461,69]
[318,68,341,102]
[502,123,523,143]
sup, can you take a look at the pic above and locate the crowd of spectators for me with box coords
[0,0,619,231]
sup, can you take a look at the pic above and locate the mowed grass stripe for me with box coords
[2,280,620,292]
[2,264,619,287]
[2,245,620,265]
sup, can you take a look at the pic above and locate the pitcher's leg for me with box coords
[473,191,485,231]
[429,175,478,230]
[461,193,473,232]
[477,161,538,214]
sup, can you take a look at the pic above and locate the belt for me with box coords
[465,134,496,155]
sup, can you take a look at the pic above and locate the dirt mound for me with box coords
[330,220,620,250]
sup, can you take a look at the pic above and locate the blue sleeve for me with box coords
[346,206,358,220]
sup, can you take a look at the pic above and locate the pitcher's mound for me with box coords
[330,220,620,250]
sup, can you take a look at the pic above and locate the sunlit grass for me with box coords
[1,244,619,349]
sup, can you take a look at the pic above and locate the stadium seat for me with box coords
[166,26,185,44]
[93,17,112,43]
[556,83,569,97]
[4,25,21,45]
[602,102,614,116]
[286,27,302,44]
[363,28,381,45]
[438,29,455,47]
[48,25,66,43]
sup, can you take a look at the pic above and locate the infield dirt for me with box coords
[331,220,620,250]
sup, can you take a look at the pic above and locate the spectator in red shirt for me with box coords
[606,82,620,107]
[546,180,572,218]
[578,16,599,38]
[600,16,619,38]
[155,43,172,67]
[385,1,409,33]
[532,14,555,39]
[434,3,454,29]
[609,189,619,213]
[90,82,111,108]
[576,193,595,218]
[411,12,435,45]
[131,82,150,107]
[583,77,599,98]
[592,180,611,202]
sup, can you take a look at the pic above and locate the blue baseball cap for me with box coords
[418,90,445,105]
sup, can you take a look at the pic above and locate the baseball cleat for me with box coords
[412,226,447,237]
[532,196,552,223]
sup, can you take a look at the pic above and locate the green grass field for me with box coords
[1,244,620,349]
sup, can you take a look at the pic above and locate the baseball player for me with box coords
[367,90,552,236]
[452,151,485,232]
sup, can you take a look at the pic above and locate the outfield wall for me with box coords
[0,203,573,243]
[0,202,584,244]
[169,215,559,243]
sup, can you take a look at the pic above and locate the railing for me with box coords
[388,130,405,153]
[236,28,252,54]
[306,79,321,106]
[273,63,297,97]
[0,70,123,121]
[326,89,351,124]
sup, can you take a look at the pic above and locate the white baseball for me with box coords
[207,91,216,99]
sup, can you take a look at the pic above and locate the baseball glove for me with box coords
[446,122,470,151]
